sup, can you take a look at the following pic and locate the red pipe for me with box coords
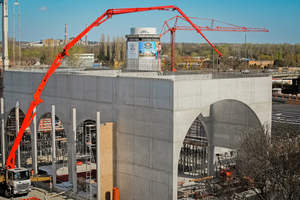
[113,187,119,200]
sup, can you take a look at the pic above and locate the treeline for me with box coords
[5,35,300,68]
[5,34,127,66]
[163,42,300,67]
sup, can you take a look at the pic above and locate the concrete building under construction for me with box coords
[2,67,272,199]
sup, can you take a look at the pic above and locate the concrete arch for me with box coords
[177,114,209,178]
[175,99,263,161]
[174,98,263,190]
[36,112,69,165]
[4,107,32,166]
[4,106,25,132]
[76,118,96,129]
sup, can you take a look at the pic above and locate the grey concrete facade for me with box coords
[3,70,272,200]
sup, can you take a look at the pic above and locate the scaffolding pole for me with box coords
[1,98,5,166]
[51,105,56,188]
[33,107,37,175]
[72,108,77,193]
[96,111,101,200]
[16,100,20,168]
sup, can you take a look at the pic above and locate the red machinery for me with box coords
[6,5,224,169]
[160,16,269,71]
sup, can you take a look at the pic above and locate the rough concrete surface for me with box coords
[0,186,76,200]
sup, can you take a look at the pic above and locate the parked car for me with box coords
[239,70,250,74]
[262,69,273,73]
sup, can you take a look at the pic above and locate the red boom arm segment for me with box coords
[6,5,220,169]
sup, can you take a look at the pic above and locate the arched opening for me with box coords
[37,113,67,170]
[178,116,208,177]
[177,116,209,199]
[76,120,97,195]
[5,107,31,167]
[105,191,111,200]
[176,99,263,198]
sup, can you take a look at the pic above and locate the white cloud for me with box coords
[40,7,47,11]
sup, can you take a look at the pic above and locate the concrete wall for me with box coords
[3,71,272,200]
[126,59,159,71]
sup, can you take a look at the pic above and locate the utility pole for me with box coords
[2,0,9,71]
[245,34,247,67]
[1,0,8,99]
[13,1,20,67]
[245,34,247,59]
[212,49,214,70]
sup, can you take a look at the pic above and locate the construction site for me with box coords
[0,3,272,200]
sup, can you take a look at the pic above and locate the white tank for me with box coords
[130,27,156,35]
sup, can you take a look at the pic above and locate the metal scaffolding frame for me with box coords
[85,124,95,200]
[5,108,31,165]
[178,117,208,177]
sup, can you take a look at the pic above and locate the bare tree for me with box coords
[107,35,112,62]
[120,36,126,61]
[205,125,300,200]
[113,36,121,62]
[99,34,107,60]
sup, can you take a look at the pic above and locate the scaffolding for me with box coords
[178,117,208,177]
[5,108,31,165]
[85,124,95,200]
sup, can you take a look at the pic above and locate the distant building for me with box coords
[25,38,85,47]
[248,60,274,68]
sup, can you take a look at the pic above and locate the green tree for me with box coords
[274,51,284,67]
[64,46,84,67]
[258,54,271,60]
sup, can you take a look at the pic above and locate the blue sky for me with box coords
[3,0,300,44]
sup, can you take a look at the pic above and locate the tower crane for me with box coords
[159,16,269,71]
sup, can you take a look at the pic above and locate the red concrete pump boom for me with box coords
[160,15,269,71]
[6,5,223,169]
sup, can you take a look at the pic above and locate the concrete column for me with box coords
[51,105,56,188]
[15,100,20,168]
[1,98,5,166]
[72,108,77,193]
[96,111,101,200]
[207,144,215,176]
[32,107,37,175]
[208,115,215,177]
